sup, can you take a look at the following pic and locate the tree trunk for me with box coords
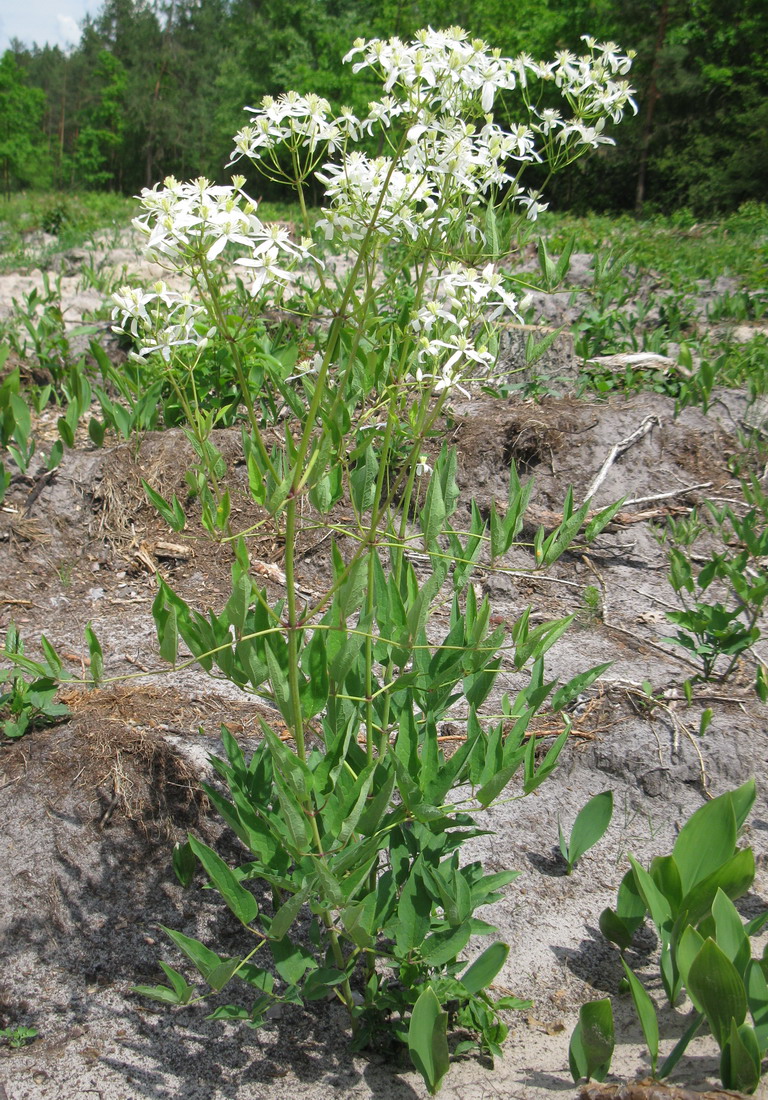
[635,0,671,213]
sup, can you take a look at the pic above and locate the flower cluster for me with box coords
[132,174,314,295]
[112,282,215,362]
[410,262,522,396]
[344,26,519,117]
[231,92,360,170]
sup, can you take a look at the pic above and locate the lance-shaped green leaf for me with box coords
[159,926,225,986]
[142,479,186,532]
[394,863,432,955]
[569,998,614,1083]
[523,722,569,794]
[408,988,450,1096]
[269,883,311,942]
[133,961,196,1005]
[84,622,103,686]
[188,836,259,926]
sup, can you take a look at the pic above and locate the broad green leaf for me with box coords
[628,855,673,940]
[461,943,509,995]
[563,790,613,871]
[676,924,705,1009]
[422,923,472,967]
[673,790,737,894]
[569,999,614,1083]
[712,888,751,976]
[188,836,259,925]
[599,907,635,952]
[650,855,683,917]
[746,960,768,1053]
[270,935,317,985]
[621,959,658,1074]
[729,778,757,831]
[299,629,329,719]
[395,864,432,955]
[687,938,747,1046]
[721,1020,761,1093]
[677,847,755,929]
[408,988,449,1096]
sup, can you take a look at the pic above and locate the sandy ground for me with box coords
[1,235,767,1100]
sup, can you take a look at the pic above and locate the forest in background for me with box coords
[1,0,766,215]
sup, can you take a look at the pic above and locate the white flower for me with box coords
[112,281,215,361]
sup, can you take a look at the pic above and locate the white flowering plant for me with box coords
[122,27,634,1092]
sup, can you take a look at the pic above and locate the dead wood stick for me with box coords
[622,481,712,506]
[585,414,661,502]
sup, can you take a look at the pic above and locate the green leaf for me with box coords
[206,958,242,993]
[422,923,472,967]
[678,847,755,929]
[159,961,195,1002]
[160,926,223,985]
[569,999,614,1083]
[523,723,569,794]
[721,1019,761,1093]
[672,788,738,893]
[132,982,188,1005]
[270,935,317,985]
[299,629,329,720]
[628,854,673,940]
[395,864,432,955]
[269,884,310,942]
[172,840,197,887]
[408,988,450,1096]
[461,943,509,995]
[142,479,186,532]
[562,791,613,872]
[712,888,751,977]
[84,622,103,686]
[621,960,658,1074]
[687,938,747,1047]
[599,907,635,952]
[676,924,705,1010]
[188,837,259,925]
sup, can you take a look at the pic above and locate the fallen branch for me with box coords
[585,414,662,502]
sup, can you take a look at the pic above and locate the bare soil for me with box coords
[1,252,767,1100]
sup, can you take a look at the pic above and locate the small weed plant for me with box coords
[84,26,638,1091]
[573,780,767,1094]
[658,488,768,689]
[0,623,69,740]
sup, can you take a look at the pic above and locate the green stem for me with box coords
[197,259,278,484]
